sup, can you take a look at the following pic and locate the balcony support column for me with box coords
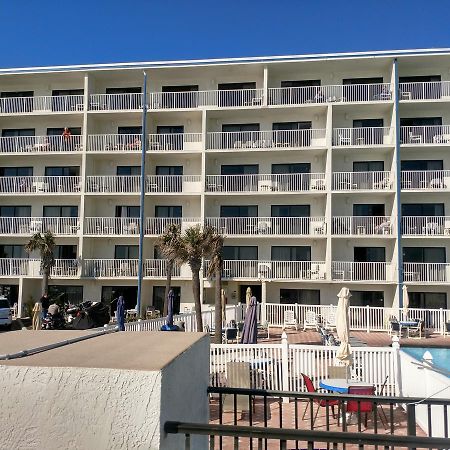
[263,66,268,106]
[261,280,267,324]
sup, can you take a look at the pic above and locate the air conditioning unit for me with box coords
[258,262,272,278]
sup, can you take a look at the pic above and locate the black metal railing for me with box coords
[165,421,450,450]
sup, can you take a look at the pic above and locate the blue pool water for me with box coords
[402,347,450,375]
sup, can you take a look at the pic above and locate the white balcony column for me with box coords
[17,277,24,319]
[261,280,267,323]
[325,104,333,280]
[263,66,268,106]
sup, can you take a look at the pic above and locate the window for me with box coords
[2,129,35,137]
[401,203,444,216]
[51,89,84,111]
[399,76,441,100]
[343,77,384,85]
[47,127,81,136]
[403,247,446,263]
[222,123,260,133]
[221,165,258,175]
[155,166,183,176]
[271,246,311,261]
[45,166,80,176]
[352,119,385,144]
[162,85,198,93]
[155,206,182,218]
[271,205,310,217]
[0,167,32,177]
[1,91,33,98]
[54,245,77,259]
[342,78,384,101]
[408,292,447,309]
[353,204,385,216]
[0,245,26,258]
[157,125,184,134]
[114,245,139,259]
[105,87,141,94]
[0,206,31,217]
[354,247,385,262]
[351,291,384,307]
[272,163,310,174]
[155,166,183,192]
[279,80,322,104]
[0,285,19,305]
[43,206,78,217]
[118,126,142,135]
[115,206,140,218]
[353,119,384,128]
[218,82,256,90]
[272,122,312,146]
[102,285,137,311]
[48,285,83,305]
[400,117,442,127]
[117,166,140,176]
[222,246,258,260]
[353,161,384,172]
[401,160,443,171]
[153,286,181,314]
[218,82,256,107]
[280,289,320,305]
[220,206,258,217]
[104,88,142,110]
[161,85,198,108]
[281,80,321,88]
[52,89,84,96]
[0,91,33,113]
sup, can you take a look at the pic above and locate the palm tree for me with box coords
[155,223,182,316]
[206,229,224,344]
[25,231,56,294]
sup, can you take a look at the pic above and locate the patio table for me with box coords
[319,378,368,394]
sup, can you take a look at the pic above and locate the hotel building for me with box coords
[1,48,450,314]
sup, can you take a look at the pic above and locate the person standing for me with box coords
[32,301,42,330]
[116,295,126,331]
[40,292,50,319]
[62,127,72,140]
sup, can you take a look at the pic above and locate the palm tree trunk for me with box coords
[214,267,222,344]
[163,259,173,316]
[42,269,49,294]
[191,263,203,331]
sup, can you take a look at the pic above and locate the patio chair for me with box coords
[376,376,389,429]
[303,310,318,331]
[325,310,337,331]
[407,319,424,338]
[445,321,450,336]
[283,309,298,331]
[388,318,403,337]
[338,133,352,146]
[301,373,340,428]
[223,362,252,413]
[222,327,238,343]
[328,365,348,379]
[347,385,387,430]
[409,131,422,144]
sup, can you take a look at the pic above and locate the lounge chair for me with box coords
[283,309,298,331]
[325,310,337,331]
[303,310,318,331]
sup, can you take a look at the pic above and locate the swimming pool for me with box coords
[402,347,450,375]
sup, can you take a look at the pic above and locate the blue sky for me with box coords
[0,0,449,68]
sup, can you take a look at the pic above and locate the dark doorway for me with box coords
[239,284,262,304]
[153,286,180,314]
[102,285,137,311]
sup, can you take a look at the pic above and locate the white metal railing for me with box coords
[333,171,393,191]
[332,216,393,236]
[146,175,202,193]
[83,259,140,277]
[149,88,264,109]
[0,258,39,276]
[206,129,326,150]
[268,83,392,106]
[403,262,450,283]
[401,170,450,190]
[0,95,84,114]
[205,217,326,236]
[400,125,450,145]
[145,217,201,235]
[332,261,392,282]
[144,259,182,278]
[0,135,82,153]
[402,216,450,236]
[0,217,79,235]
[333,127,392,146]
[399,81,450,101]
[89,93,143,111]
[85,175,140,193]
[205,173,326,193]
[204,260,326,280]
[0,176,81,194]
[51,259,80,277]
[148,133,202,151]
[87,134,142,152]
[84,217,140,235]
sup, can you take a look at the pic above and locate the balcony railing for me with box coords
[86,175,140,193]
[87,134,142,152]
[399,81,450,101]
[0,95,84,114]
[402,216,450,236]
[332,216,393,236]
[89,93,143,111]
[83,259,139,277]
[0,176,81,194]
[332,127,392,146]
[148,133,202,151]
[146,175,202,193]
[0,258,78,277]
[333,171,393,191]
[204,260,326,280]
[332,261,392,282]
[0,217,80,235]
[205,173,326,193]
[205,217,326,236]
[146,217,201,235]
[52,259,80,277]
[400,125,450,145]
[0,135,82,153]
[403,262,450,283]
[144,259,182,278]
[206,129,326,150]
[268,83,392,106]
[85,217,140,235]
[401,170,450,190]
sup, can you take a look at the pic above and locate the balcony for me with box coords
[145,217,201,235]
[401,170,450,190]
[86,176,140,194]
[0,258,79,277]
[52,259,80,277]
[403,262,450,283]
[332,127,392,147]
[148,133,202,152]
[399,81,450,101]
[87,134,142,152]
[400,125,450,145]
[0,217,80,236]
[205,173,326,193]
[333,171,393,191]
[0,95,84,114]
[144,259,185,278]
[268,83,392,106]
[89,93,143,111]
[332,216,393,236]
[332,261,392,282]
[0,176,82,194]
[146,175,202,194]
[402,216,450,236]
[206,129,326,151]
[85,217,140,235]
[0,135,83,154]
[204,260,326,280]
[205,217,326,236]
